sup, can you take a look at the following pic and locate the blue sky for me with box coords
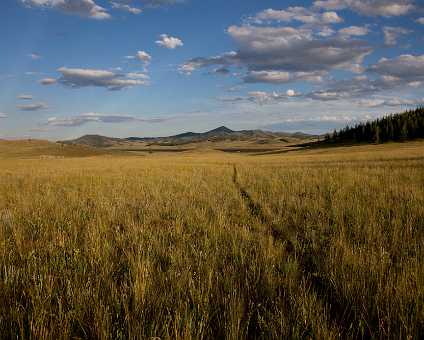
[1,0,424,139]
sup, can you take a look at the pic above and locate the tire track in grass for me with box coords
[232,165,294,253]
[232,165,369,338]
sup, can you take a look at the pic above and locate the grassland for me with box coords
[0,140,423,339]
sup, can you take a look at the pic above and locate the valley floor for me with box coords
[0,141,423,339]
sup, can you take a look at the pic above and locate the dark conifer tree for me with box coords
[326,107,424,144]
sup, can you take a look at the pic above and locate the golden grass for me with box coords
[0,141,423,339]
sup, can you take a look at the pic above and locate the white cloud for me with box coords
[39,78,57,85]
[225,25,372,73]
[46,112,168,127]
[417,17,424,24]
[249,91,284,104]
[301,55,424,103]
[179,52,237,75]
[221,89,301,105]
[46,67,150,90]
[371,54,424,84]
[0,113,8,118]
[382,26,410,46]
[339,26,369,37]
[21,0,111,20]
[17,102,48,111]
[28,53,41,60]
[317,27,336,37]
[17,94,33,100]
[255,7,343,25]
[126,72,150,80]
[181,25,371,82]
[314,0,415,17]
[244,70,326,83]
[287,89,297,97]
[136,51,152,64]
[111,1,142,14]
[357,97,424,108]
[156,34,183,49]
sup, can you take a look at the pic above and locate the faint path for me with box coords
[232,166,292,245]
[232,165,370,339]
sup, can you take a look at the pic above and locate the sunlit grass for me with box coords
[0,141,423,339]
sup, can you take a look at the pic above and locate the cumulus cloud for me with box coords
[370,54,424,86]
[17,94,33,100]
[136,51,152,64]
[227,25,370,72]
[46,112,168,127]
[156,34,183,49]
[417,17,424,24]
[17,102,48,111]
[179,52,237,75]
[286,89,297,97]
[255,7,343,25]
[304,75,392,102]
[314,0,415,17]
[21,0,111,20]
[338,26,369,37]
[303,55,424,103]
[317,27,336,37]
[42,67,150,90]
[382,26,410,46]
[111,1,142,14]
[181,24,371,83]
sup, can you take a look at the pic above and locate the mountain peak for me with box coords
[207,126,234,134]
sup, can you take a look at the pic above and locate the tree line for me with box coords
[325,107,424,144]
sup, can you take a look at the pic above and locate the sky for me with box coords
[0,0,424,139]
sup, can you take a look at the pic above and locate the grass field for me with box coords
[0,140,423,339]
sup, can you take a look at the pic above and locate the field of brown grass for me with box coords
[0,140,423,339]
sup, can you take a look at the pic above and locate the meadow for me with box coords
[0,141,423,339]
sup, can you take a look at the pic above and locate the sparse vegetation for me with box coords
[0,141,423,339]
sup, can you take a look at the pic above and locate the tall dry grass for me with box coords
[0,142,423,339]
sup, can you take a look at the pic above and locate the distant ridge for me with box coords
[62,135,121,148]
[61,126,315,148]
[127,126,236,142]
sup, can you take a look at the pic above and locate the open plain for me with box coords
[1,140,423,339]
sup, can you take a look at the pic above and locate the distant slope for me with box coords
[61,135,121,148]
[325,108,424,144]
[63,126,315,148]
[0,139,106,159]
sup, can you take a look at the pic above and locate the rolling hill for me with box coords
[61,126,315,148]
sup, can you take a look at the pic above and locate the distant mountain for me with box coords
[61,135,121,148]
[127,126,237,143]
[61,126,315,148]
